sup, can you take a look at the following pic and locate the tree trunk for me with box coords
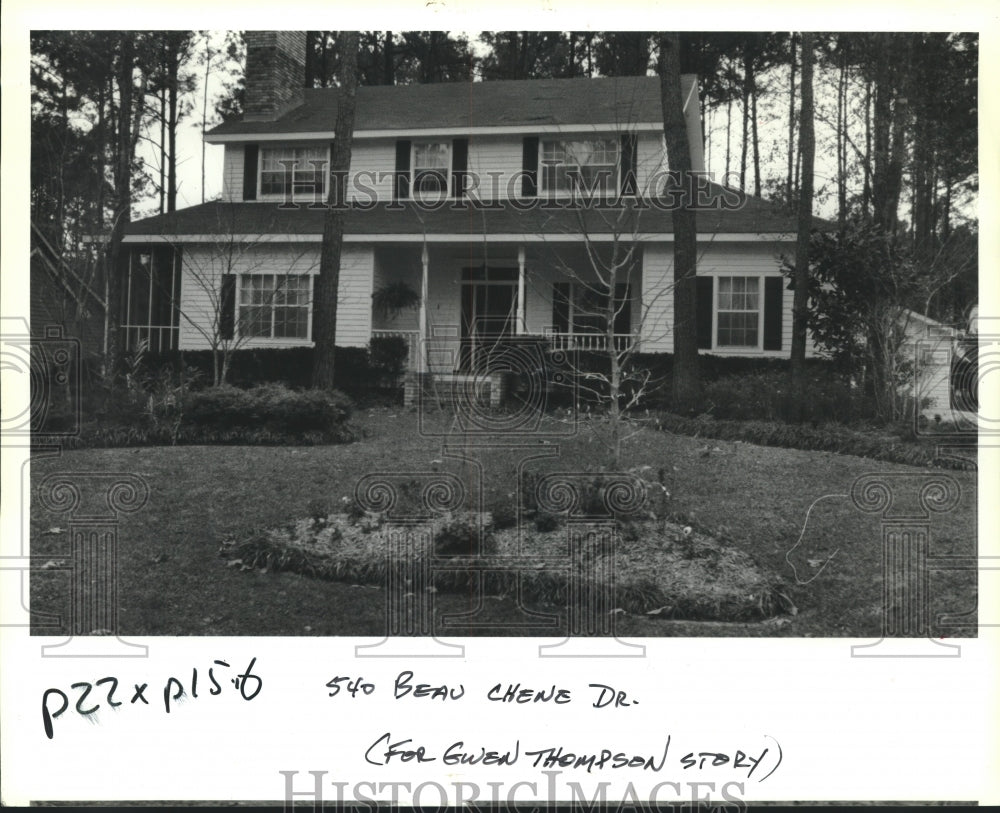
[789,32,815,423]
[106,35,138,376]
[159,85,167,213]
[863,79,873,216]
[312,31,359,390]
[836,53,847,229]
[872,33,910,239]
[659,33,701,413]
[384,31,395,85]
[750,78,761,197]
[786,33,796,206]
[725,88,732,180]
[167,42,179,213]
[201,35,212,205]
[740,62,750,191]
[607,252,622,467]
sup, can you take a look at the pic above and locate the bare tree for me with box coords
[153,204,317,385]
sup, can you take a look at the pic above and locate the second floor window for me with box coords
[412,142,451,196]
[541,139,619,196]
[238,274,311,339]
[260,146,327,197]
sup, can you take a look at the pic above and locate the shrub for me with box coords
[649,412,973,470]
[491,498,519,531]
[534,511,561,532]
[702,370,866,423]
[183,384,352,436]
[133,346,395,396]
[368,335,409,386]
[434,513,492,556]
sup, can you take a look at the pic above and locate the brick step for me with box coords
[404,372,505,407]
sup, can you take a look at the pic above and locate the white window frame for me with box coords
[540,138,620,197]
[237,273,312,341]
[258,144,329,200]
[712,274,764,352]
[410,141,452,200]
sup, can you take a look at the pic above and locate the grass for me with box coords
[29,408,978,637]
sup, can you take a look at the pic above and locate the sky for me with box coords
[134,32,229,215]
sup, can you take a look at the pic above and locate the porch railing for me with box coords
[371,329,421,371]
[122,325,179,353]
[370,329,639,374]
[542,332,638,353]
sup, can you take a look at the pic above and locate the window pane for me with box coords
[274,306,308,338]
[260,171,287,196]
[128,255,151,325]
[414,143,449,169]
[261,146,327,196]
[541,139,619,193]
[717,312,758,347]
[239,306,270,338]
[716,277,760,347]
[414,169,447,194]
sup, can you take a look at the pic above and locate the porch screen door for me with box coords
[460,267,518,371]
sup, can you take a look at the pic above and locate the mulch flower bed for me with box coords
[220,511,794,622]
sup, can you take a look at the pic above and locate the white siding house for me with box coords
[124,30,837,383]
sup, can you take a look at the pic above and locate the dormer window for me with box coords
[412,142,451,197]
[260,145,328,197]
[541,139,619,196]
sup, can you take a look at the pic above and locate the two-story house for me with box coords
[122,31,818,392]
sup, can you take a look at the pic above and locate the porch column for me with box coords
[516,245,526,335]
[418,243,429,373]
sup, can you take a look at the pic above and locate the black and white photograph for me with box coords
[2,6,996,808]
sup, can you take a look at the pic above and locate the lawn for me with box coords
[29,408,978,638]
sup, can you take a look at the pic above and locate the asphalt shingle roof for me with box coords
[126,188,829,239]
[207,75,691,137]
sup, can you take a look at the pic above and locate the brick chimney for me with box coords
[243,31,307,122]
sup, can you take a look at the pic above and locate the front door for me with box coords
[459,267,518,371]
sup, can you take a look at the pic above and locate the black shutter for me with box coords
[394,140,411,201]
[220,274,237,340]
[620,134,638,196]
[552,283,570,333]
[696,276,714,350]
[452,138,468,198]
[243,145,258,201]
[522,136,539,197]
[763,276,783,351]
[310,275,317,342]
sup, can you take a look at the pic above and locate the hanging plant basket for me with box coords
[372,281,421,321]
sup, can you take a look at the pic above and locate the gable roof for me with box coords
[207,75,693,140]
[124,188,833,241]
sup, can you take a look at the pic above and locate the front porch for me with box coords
[369,242,642,378]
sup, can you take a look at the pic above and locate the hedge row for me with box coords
[102,338,409,394]
[650,413,976,470]
[59,384,355,449]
